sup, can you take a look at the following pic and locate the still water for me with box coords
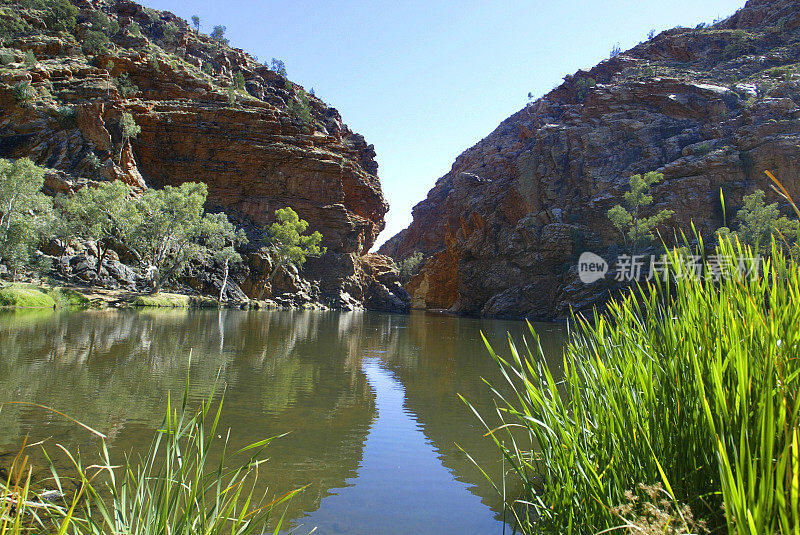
[0,309,567,534]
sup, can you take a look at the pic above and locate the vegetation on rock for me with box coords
[607,171,675,253]
[468,236,800,534]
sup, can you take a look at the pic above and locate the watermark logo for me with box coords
[576,252,761,284]
[578,251,609,284]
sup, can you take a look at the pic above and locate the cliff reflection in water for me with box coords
[0,309,566,533]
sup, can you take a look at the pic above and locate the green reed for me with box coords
[1,371,299,535]
[464,237,799,534]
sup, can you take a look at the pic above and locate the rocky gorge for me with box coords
[381,0,800,319]
[0,0,410,311]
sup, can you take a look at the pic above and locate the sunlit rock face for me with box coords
[381,0,800,319]
[0,0,409,311]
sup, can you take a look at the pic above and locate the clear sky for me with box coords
[139,0,746,248]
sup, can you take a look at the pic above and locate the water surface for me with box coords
[0,309,567,534]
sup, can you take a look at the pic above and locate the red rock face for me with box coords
[0,0,408,310]
[381,0,800,319]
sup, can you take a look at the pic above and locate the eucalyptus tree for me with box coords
[0,158,54,279]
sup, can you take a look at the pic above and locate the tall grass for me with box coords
[1,375,299,534]
[465,237,799,534]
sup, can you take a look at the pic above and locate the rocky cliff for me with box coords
[0,0,409,311]
[381,0,800,319]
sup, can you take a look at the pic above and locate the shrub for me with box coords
[128,20,141,36]
[114,71,138,98]
[11,80,36,103]
[467,237,800,534]
[42,0,77,32]
[201,61,214,75]
[397,251,424,283]
[0,48,14,65]
[287,89,313,129]
[575,77,596,101]
[82,30,110,55]
[56,105,76,127]
[233,70,245,90]
[607,171,674,252]
[22,49,35,67]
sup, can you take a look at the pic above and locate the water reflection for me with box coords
[0,309,566,534]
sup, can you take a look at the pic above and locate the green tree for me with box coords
[717,189,799,255]
[119,112,141,162]
[114,72,138,98]
[202,212,247,301]
[42,0,78,32]
[191,15,200,33]
[134,182,209,292]
[0,158,54,279]
[397,251,424,284]
[83,30,110,55]
[270,58,286,77]
[259,207,323,297]
[128,20,141,36]
[607,171,674,252]
[210,25,227,46]
[57,181,141,278]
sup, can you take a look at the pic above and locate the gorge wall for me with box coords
[0,0,409,311]
[381,0,800,319]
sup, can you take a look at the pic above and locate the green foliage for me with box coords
[287,89,313,130]
[201,61,213,75]
[191,15,200,32]
[271,58,286,77]
[210,24,227,45]
[131,292,216,307]
[91,9,119,36]
[162,22,179,45]
[610,43,621,58]
[114,72,138,98]
[225,85,237,106]
[57,180,141,276]
[85,152,101,170]
[128,20,141,36]
[0,48,14,65]
[11,80,36,104]
[120,111,141,142]
[575,77,596,101]
[397,251,424,284]
[22,49,35,67]
[0,11,31,44]
[203,211,247,300]
[467,238,800,534]
[0,380,296,534]
[41,0,77,32]
[134,182,209,291]
[607,171,674,252]
[233,70,245,90]
[0,158,53,277]
[56,105,76,128]
[0,282,55,307]
[264,207,324,280]
[719,189,800,255]
[82,30,110,55]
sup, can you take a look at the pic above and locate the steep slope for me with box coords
[381,0,800,319]
[0,0,409,311]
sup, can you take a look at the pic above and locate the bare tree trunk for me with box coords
[219,258,229,302]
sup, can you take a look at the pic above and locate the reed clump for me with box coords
[0,379,297,535]
[466,237,800,534]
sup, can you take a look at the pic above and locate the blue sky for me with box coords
[140,0,746,248]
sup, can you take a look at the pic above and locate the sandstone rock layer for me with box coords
[381,0,800,319]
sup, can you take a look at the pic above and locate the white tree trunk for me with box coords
[219,258,229,302]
